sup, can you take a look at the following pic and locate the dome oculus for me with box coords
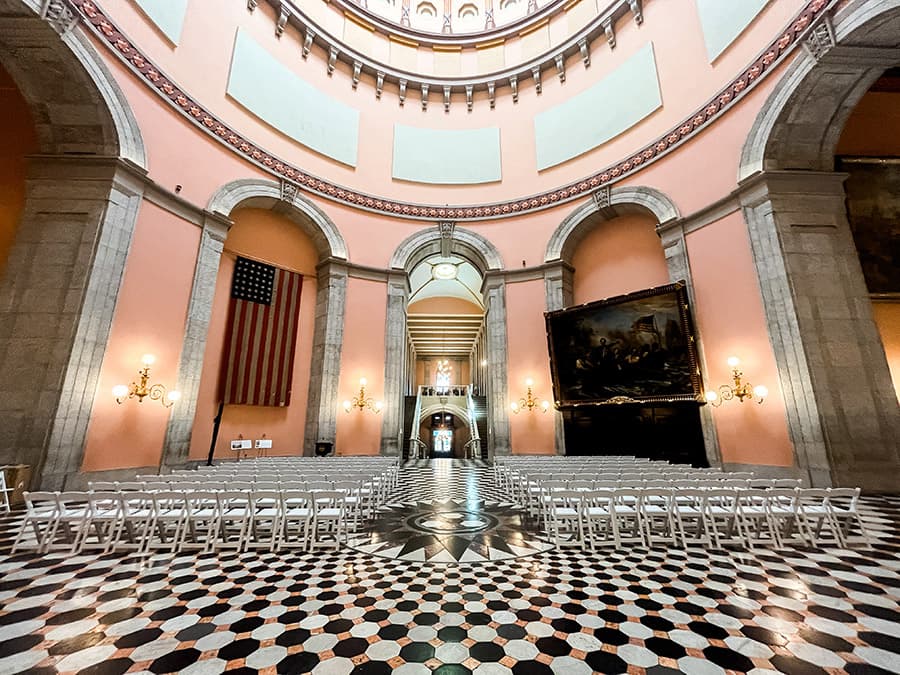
[432,262,458,280]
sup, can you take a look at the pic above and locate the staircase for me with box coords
[471,395,489,460]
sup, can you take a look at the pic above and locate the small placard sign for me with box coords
[230,439,252,451]
[255,439,273,449]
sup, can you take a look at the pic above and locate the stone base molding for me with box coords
[739,170,900,490]
[0,156,145,490]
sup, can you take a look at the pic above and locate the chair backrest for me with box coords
[88,481,117,491]
[116,482,146,491]
[56,491,90,513]
[87,491,123,514]
[23,491,59,515]
[827,487,861,509]
[306,481,333,492]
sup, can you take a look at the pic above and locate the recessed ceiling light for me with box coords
[432,263,458,280]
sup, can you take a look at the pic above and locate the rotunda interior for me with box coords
[0,0,898,673]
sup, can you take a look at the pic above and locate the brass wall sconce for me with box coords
[511,378,550,414]
[113,354,180,408]
[343,378,383,414]
[705,356,768,407]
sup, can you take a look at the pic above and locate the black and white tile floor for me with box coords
[0,459,898,675]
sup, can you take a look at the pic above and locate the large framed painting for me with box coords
[545,282,704,406]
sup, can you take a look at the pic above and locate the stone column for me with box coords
[483,275,510,456]
[656,224,721,467]
[381,272,409,456]
[0,156,144,489]
[740,170,900,489]
[543,261,574,455]
[161,214,232,469]
[303,260,348,455]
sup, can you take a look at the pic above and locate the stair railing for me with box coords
[408,385,425,458]
[465,384,482,459]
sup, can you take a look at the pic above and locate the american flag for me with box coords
[220,256,303,406]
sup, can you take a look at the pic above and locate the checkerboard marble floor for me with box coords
[1,460,899,675]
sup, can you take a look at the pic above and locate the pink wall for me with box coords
[188,208,318,460]
[872,302,900,403]
[0,63,37,276]
[333,277,387,455]
[505,280,556,454]
[686,211,793,467]
[571,213,670,305]
[836,90,900,156]
[82,202,199,471]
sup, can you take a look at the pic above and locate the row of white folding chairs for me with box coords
[12,489,352,555]
[89,479,379,521]
[542,487,871,551]
[502,469,754,500]
[145,473,394,508]
[530,478,802,521]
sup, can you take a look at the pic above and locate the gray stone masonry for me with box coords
[740,170,900,490]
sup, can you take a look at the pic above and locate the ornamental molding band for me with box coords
[40,0,79,35]
[70,0,834,221]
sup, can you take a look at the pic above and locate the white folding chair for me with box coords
[642,489,676,546]
[310,490,347,550]
[0,470,12,512]
[545,490,584,548]
[147,491,189,553]
[828,487,872,548]
[113,490,156,552]
[215,491,252,551]
[182,491,220,552]
[766,488,806,546]
[277,489,313,550]
[583,489,616,549]
[735,489,781,549]
[247,490,281,551]
[612,488,645,546]
[11,491,59,553]
[48,492,92,554]
[672,489,713,547]
[796,488,843,547]
[80,491,124,552]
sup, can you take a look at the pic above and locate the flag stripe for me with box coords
[219,257,303,407]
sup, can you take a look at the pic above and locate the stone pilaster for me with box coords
[657,223,721,467]
[740,170,900,489]
[483,276,510,456]
[380,272,410,456]
[543,261,574,455]
[161,214,232,468]
[303,260,348,455]
[0,156,144,489]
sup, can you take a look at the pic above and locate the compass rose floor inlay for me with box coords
[348,459,553,563]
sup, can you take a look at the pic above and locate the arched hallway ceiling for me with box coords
[407,254,484,358]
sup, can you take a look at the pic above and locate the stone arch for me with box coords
[390,225,504,272]
[207,178,349,261]
[544,185,680,264]
[0,7,148,488]
[163,179,350,464]
[381,225,509,458]
[540,186,719,462]
[0,11,146,166]
[419,403,472,427]
[740,0,900,178]
[736,0,900,488]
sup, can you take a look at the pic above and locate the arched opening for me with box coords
[835,67,900,402]
[738,4,900,488]
[384,226,506,459]
[161,179,349,466]
[0,10,146,490]
[548,205,710,465]
[407,254,484,458]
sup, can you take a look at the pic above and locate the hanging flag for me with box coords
[220,256,303,406]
